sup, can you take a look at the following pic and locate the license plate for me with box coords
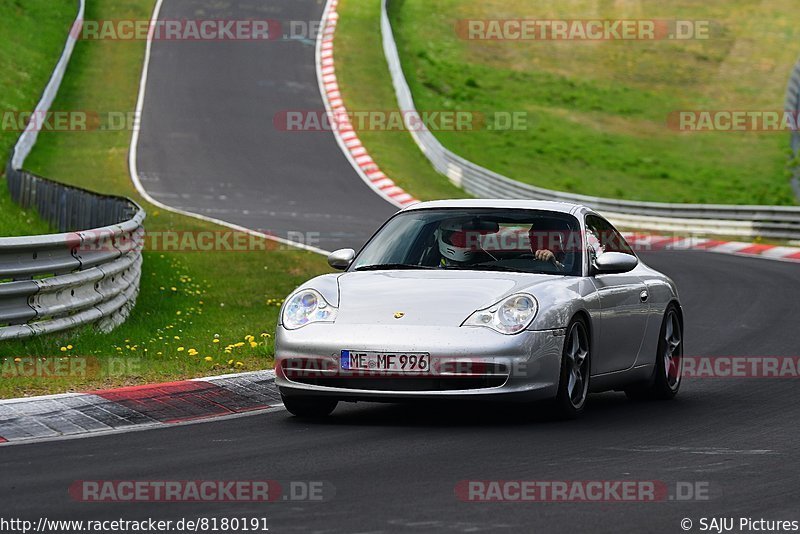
[341,350,430,373]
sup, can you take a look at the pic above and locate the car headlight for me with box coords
[282,289,338,330]
[462,294,538,334]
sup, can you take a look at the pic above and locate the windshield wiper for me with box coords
[442,263,526,273]
[354,263,436,271]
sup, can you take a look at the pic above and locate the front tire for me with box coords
[281,394,338,418]
[553,317,591,419]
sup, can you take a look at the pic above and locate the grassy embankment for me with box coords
[0,0,330,398]
[337,0,800,205]
[0,0,74,236]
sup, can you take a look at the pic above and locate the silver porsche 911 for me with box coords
[275,200,683,419]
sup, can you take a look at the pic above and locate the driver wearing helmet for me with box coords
[435,220,492,267]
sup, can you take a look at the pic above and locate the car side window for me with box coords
[585,215,634,263]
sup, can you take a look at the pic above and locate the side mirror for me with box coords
[327,248,355,270]
[592,252,638,275]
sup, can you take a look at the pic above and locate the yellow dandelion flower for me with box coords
[212,339,220,344]
[249,341,258,348]
[60,347,67,352]
[177,347,185,352]
[204,356,213,362]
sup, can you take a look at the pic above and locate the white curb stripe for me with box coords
[623,233,800,262]
[760,246,800,259]
[316,0,419,209]
[127,0,330,256]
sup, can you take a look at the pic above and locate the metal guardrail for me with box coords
[787,58,800,201]
[380,0,800,240]
[0,165,144,340]
[0,0,145,340]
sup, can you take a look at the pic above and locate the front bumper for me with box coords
[274,323,565,402]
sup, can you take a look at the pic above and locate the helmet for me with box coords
[437,219,497,264]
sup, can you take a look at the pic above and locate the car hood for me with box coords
[334,270,556,327]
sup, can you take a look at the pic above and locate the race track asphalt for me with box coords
[133,0,396,251]
[1,0,798,532]
[2,250,799,533]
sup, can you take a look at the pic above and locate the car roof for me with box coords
[402,198,589,216]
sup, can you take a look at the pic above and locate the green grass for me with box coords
[334,1,466,200]
[340,0,799,205]
[0,0,331,398]
[0,180,52,235]
[0,0,76,236]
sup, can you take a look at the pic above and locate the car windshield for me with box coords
[351,208,583,276]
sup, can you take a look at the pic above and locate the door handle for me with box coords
[639,289,649,303]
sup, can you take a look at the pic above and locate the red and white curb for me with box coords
[317,0,418,209]
[0,371,280,445]
[625,234,800,263]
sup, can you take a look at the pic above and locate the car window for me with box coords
[351,208,584,276]
[584,215,635,262]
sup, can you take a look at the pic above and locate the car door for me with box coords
[585,215,650,374]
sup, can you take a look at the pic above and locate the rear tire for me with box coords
[625,304,683,400]
[552,317,591,419]
[281,394,338,418]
